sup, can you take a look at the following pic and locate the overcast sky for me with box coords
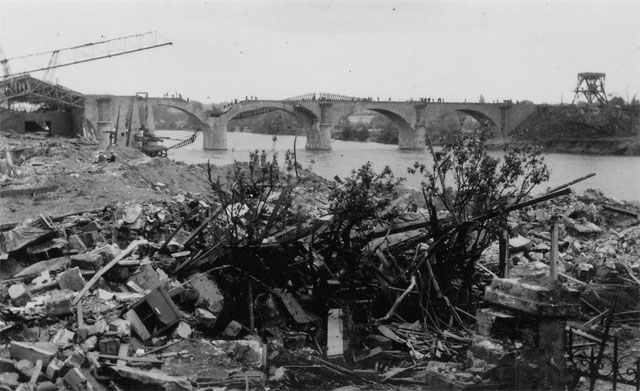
[1,0,638,104]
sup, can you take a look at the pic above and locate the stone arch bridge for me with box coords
[205,97,538,150]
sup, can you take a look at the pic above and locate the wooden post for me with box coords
[498,229,509,278]
[247,281,255,332]
[550,215,559,280]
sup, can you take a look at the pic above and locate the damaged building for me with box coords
[0,75,157,147]
[0,75,84,137]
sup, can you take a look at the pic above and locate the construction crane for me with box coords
[1,31,172,79]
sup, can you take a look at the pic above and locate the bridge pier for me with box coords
[305,123,333,150]
[398,126,426,149]
[204,117,228,150]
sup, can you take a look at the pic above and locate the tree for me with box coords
[478,94,485,104]
[408,126,549,304]
[328,162,404,247]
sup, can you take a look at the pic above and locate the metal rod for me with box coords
[613,336,618,391]
[4,43,173,78]
[546,173,596,194]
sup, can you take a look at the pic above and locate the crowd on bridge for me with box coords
[219,94,532,108]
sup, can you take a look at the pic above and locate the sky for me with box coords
[1,0,638,104]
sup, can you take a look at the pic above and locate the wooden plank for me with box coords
[0,185,59,198]
[99,354,163,365]
[72,239,147,305]
[603,204,639,218]
[116,343,129,367]
[327,309,345,359]
[29,360,42,386]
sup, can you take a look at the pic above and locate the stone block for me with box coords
[57,268,86,292]
[476,308,515,337]
[76,231,104,248]
[81,221,101,233]
[0,358,15,373]
[8,283,31,307]
[188,274,224,314]
[509,235,532,251]
[9,341,56,366]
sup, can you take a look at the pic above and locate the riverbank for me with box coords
[487,136,640,156]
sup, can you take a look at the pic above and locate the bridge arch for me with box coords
[454,109,498,130]
[157,103,210,131]
[223,102,318,124]
[365,107,423,148]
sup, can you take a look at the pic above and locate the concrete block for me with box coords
[66,235,87,253]
[80,336,97,352]
[63,367,87,391]
[70,253,103,270]
[44,291,73,316]
[14,359,35,378]
[81,221,101,233]
[36,381,59,391]
[188,274,224,314]
[327,308,345,360]
[172,322,192,339]
[195,308,216,328]
[8,283,31,307]
[9,341,56,366]
[76,231,104,248]
[45,358,64,380]
[98,338,120,356]
[127,264,160,291]
[109,319,130,338]
[57,267,86,292]
[124,309,151,341]
[0,372,19,388]
[51,329,75,347]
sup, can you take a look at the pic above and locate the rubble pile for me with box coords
[1,148,639,390]
[0,132,223,224]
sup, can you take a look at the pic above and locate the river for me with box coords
[157,131,640,203]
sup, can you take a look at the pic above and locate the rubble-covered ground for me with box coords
[0,132,639,391]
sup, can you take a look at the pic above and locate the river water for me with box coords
[158,131,640,202]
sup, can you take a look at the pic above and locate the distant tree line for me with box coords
[228,112,301,135]
[153,103,204,130]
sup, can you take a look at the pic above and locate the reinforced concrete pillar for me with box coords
[204,117,228,150]
[306,123,332,150]
[398,126,426,149]
[146,103,156,132]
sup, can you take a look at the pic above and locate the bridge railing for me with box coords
[285,93,317,101]
[284,92,372,102]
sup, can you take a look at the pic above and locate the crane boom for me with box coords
[1,31,172,78]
